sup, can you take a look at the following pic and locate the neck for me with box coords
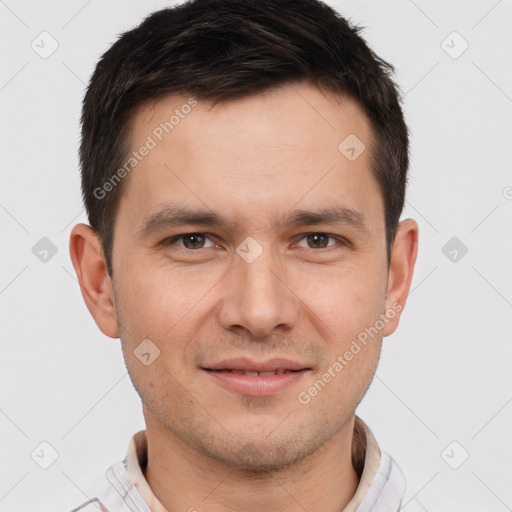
[144,415,361,512]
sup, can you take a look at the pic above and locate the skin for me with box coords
[70,82,418,512]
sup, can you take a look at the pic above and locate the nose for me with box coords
[217,245,300,338]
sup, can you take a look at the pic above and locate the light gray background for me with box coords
[1,0,511,510]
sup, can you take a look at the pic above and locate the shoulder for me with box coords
[65,461,151,512]
[65,471,113,512]
[355,451,427,512]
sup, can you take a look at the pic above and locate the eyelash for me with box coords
[163,233,348,251]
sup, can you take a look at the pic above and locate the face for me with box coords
[72,82,417,472]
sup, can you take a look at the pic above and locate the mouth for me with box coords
[202,356,311,373]
[200,358,311,396]
[204,368,306,377]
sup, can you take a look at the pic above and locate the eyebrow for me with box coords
[136,204,369,237]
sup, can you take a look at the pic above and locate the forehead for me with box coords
[119,82,382,231]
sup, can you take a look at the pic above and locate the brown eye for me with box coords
[182,234,206,249]
[307,234,329,248]
[166,233,215,249]
[296,233,338,249]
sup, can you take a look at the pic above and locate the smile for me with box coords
[208,369,302,376]
[203,368,310,395]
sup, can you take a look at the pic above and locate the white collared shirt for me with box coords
[69,418,425,512]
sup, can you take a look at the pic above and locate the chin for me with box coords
[215,441,313,474]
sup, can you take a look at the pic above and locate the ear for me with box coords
[69,223,119,338]
[383,218,419,337]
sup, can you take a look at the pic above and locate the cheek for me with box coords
[297,262,387,339]
[114,262,219,382]
[117,259,208,334]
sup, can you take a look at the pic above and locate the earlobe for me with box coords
[383,218,419,337]
[69,223,119,338]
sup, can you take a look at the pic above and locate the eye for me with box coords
[163,232,346,251]
[295,233,342,249]
[165,233,216,250]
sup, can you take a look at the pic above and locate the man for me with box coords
[68,0,420,510]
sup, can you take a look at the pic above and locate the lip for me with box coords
[203,368,310,396]
[203,357,310,372]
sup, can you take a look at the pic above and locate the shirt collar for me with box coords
[343,416,382,511]
[125,416,381,512]
[125,430,167,512]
